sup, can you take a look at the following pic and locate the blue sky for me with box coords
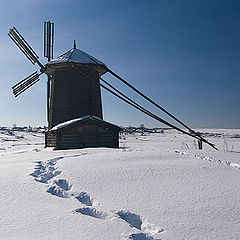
[0,0,239,128]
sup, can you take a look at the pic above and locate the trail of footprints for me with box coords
[30,156,164,240]
[175,150,240,169]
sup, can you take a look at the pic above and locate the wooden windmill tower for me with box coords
[45,41,107,128]
[8,21,121,149]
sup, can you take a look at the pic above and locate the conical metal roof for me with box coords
[46,47,107,75]
[48,48,106,66]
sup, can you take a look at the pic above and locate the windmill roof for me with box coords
[48,48,106,66]
[49,115,121,131]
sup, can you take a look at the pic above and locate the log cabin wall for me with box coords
[59,121,119,149]
[46,119,120,150]
[45,131,57,148]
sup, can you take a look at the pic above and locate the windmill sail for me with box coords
[44,21,54,60]
[8,27,44,69]
[12,72,42,97]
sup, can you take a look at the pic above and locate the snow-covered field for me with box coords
[0,128,239,240]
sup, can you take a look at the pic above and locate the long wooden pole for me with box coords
[108,69,206,140]
[71,64,217,150]
[79,52,211,145]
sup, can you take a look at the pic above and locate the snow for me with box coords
[0,128,240,240]
[50,115,91,131]
[49,115,121,131]
[48,48,106,65]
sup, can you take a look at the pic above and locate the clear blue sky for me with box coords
[0,0,239,128]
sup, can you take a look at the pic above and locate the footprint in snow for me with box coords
[129,233,156,240]
[117,211,142,230]
[74,208,163,239]
[75,207,107,220]
[54,179,72,191]
[46,179,95,205]
[47,179,72,198]
[117,210,164,235]
[30,157,63,183]
[75,208,143,228]
[47,185,70,198]
[74,192,93,206]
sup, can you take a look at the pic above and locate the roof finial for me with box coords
[73,40,76,49]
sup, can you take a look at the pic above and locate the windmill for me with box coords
[8,21,217,150]
[8,21,121,149]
